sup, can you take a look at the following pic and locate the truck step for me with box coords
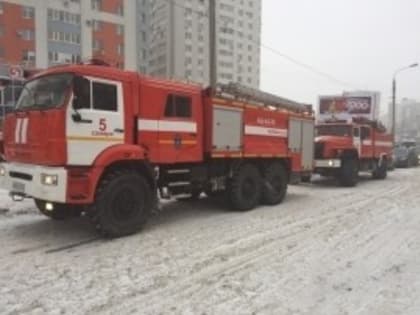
[166,169,190,175]
[168,181,191,187]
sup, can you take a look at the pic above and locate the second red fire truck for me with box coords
[0,62,314,237]
[313,118,393,186]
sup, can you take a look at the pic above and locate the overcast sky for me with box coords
[260,0,420,114]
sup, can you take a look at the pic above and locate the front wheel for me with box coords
[89,170,153,237]
[338,158,359,187]
[372,159,387,180]
[35,199,82,220]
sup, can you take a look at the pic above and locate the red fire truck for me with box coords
[0,62,314,237]
[313,118,393,186]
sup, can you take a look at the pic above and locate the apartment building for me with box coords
[147,0,261,87]
[0,0,262,87]
[0,0,139,70]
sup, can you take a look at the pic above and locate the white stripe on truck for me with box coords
[138,119,197,133]
[244,125,288,137]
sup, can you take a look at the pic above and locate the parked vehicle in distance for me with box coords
[394,140,419,168]
[0,61,315,237]
[313,118,392,187]
[387,148,396,171]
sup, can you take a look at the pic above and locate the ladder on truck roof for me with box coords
[215,82,313,114]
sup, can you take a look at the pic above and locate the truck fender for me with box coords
[93,144,147,167]
[88,145,152,201]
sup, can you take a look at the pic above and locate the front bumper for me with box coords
[0,162,67,203]
[314,159,342,168]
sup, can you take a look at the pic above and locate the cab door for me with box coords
[157,92,202,163]
[66,76,125,165]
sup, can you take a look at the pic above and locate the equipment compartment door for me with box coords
[288,119,302,153]
[301,120,315,171]
[212,106,243,152]
[289,118,315,171]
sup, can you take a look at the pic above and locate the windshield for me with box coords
[15,73,73,110]
[316,125,351,137]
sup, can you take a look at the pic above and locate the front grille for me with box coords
[9,171,33,181]
[315,142,325,159]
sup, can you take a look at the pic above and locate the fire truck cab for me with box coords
[0,63,314,237]
[314,118,392,186]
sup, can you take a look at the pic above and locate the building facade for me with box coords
[396,99,420,141]
[0,0,139,70]
[146,0,261,87]
[0,0,262,88]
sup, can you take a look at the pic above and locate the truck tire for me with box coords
[338,158,358,187]
[301,175,312,183]
[90,170,152,237]
[372,160,387,180]
[407,152,417,167]
[228,163,262,211]
[176,188,202,201]
[34,199,82,221]
[262,162,288,205]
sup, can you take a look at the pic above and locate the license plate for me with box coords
[12,182,25,194]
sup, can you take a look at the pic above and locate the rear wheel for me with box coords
[262,162,288,205]
[228,163,262,211]
[338,158,359,187]
[372,159,388,180]
[35,199,82,221]
[89,170,153,237]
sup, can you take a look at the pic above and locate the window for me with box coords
[0,2,3,14]
[93,20,102,31]
[361,127,371,139]
[117,44,124,56]
[93,39,103,51]
[91,0,101,10]
[353,128,360,137]
[0,47,4,58]
[48,9,80,25]
[316,125,351,137]
[22,50,35,62]
[92,82,117,111]
[22,6,35,19]
[117,24,124,36]
[164,94,192,118]
[117,4,124,16]
[0,24,3,36]
[20,29,35,41]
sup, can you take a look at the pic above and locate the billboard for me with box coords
[318,91,380,122]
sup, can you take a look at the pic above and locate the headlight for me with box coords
[41,174,58,186]
[328,160,334,167]
[0,166,5,176]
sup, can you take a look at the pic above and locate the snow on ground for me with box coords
[1,168,420,315]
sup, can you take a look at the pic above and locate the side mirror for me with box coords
[72,112,82,122]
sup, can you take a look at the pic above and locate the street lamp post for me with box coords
[392,63,418,145]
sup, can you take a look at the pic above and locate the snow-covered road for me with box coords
[1,168,420,315]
